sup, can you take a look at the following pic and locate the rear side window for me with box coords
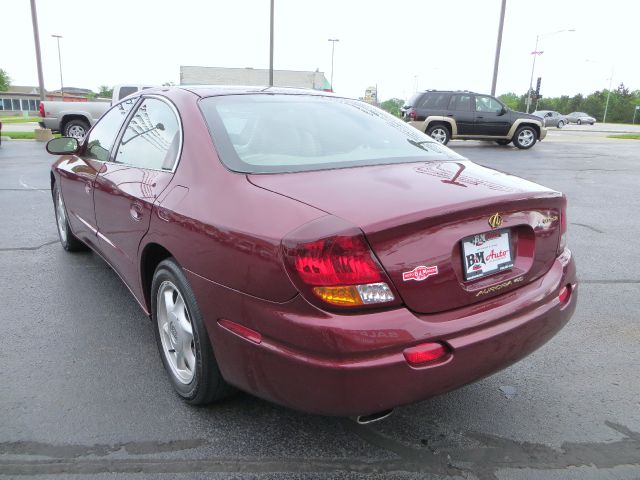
[199,94,462,174]
[84,99,136,162]
[114,98,181,170]
[419,93,450,109]
[449,95,472,112]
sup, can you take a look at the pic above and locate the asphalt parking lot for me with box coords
[1,130,639,479]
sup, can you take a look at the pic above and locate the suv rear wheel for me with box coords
[426,124,450,145]
[512,126,537,149]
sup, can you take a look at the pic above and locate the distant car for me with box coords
[400,90,546,149]
[39,85,155,140]
[533,110,567,128]
[566,112,596,125]
[45,86,576,420]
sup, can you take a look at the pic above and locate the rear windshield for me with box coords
[199,94,462,174]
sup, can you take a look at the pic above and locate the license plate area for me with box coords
[461,229,514,281]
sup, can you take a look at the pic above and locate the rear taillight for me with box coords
[283,217,399,310]
[558,205,567,254]
[38,102,45,118]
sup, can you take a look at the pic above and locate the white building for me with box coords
[180,66,331,91]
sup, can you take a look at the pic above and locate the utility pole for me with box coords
[603,68,613,123]
[269,0,274,87]
[29,0,45,102]
[328,39,339,92]
[491,0,507,96]
[525,35,541,113]
[52,35,64,101]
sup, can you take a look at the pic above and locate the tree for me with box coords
[498,92,519,110]
[97,85,113,98]
[380,98,404,117]
[162,81,175,87]
[0,69,10,91]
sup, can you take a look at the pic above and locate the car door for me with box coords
[93,96,182,294]
[447,94,474,135]
[57,99,136,244]
[473,95,510,136]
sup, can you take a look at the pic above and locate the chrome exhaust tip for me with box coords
[353,409,394,425]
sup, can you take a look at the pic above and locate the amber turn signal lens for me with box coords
[312,285,364,306]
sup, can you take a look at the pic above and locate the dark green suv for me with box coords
[400,90,547,149]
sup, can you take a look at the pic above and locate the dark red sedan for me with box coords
[47,86,577,422]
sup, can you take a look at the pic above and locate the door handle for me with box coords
[130,202,144,221]
[85,182,92,194]
[446,114,454,117]
[476,116,484,119]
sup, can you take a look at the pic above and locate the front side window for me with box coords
[200,94,462,174]
[475,96,503,113]
[85,98,136,162]
[114,98,181,170]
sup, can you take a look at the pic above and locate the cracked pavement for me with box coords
[0,134,639,479]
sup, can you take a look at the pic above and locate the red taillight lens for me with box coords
[558,284,571,303]
[293,235,382,286]
[38,102,45,118]
[403,342,448,366]
[283,217,399,310]
[558,205,567,253]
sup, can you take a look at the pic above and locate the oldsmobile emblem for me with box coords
[402,265,439,282]
[488,213,503,229]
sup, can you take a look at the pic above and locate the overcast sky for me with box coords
[3,0,638,101]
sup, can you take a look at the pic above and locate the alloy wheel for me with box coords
[157,281,196,384]
[56,189,68,244]
[430,128,448,144]
[517,129,535,148]
[67,125,86,140]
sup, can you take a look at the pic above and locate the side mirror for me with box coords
[498,106,507,116]
[46,137,80,155]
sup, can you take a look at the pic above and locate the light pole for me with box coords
[52,34,64,101]
[269,0,274,87]
[29,0,45,102]
[603,68,614,123]
[490,0,507,96]
[525,29,575,113]
[328,39,339,91]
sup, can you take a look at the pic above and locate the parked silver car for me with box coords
[533,110,567,128]
[566,112,596,125]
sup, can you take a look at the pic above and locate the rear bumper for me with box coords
[189,251,577,417]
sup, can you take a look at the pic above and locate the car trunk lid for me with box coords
[249,160,564,313]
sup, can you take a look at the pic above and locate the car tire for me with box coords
[512,126,537,149]
[426,124,450,145]
[52,182,86,252]
[577,119,582,125]
[557,120,565,128]
[152,258,233,405]
[495,139,510,146]
[63,119,90,140]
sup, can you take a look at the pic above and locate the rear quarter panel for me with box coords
[140,90,326,305]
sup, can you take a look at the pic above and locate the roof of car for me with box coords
[177,84,338,98]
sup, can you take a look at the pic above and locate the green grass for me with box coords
[607,134,640,140]
[0,117,41,124]
[1,131,60,140]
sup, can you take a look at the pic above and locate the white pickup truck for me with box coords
[39,85,154,139]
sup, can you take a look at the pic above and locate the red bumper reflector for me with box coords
[558,285,571,303]
[403,342,447,366]
[218,319,262,344]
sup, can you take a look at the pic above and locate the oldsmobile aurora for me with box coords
[47,86,577,421]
